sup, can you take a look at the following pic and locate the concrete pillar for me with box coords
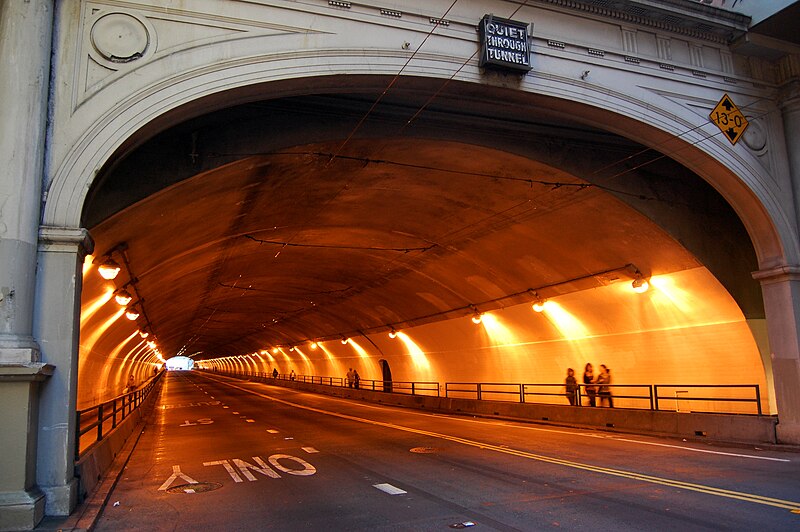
[0,0,55,529]
[34,227,93,516]
[753,266,800,444]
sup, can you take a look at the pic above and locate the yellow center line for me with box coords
[205,374,800,512]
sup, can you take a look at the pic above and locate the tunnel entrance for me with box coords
[77,77,770,414]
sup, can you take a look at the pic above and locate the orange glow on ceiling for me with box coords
[396,332,431,373]
[480,312,523,346]
[540,300,591,340]
[80,289,114,327]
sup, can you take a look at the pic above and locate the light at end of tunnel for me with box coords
[125,307,140,320]
[389,328,397,339]
[114,289,133,306]
[632,275,650,293]
[97,257,121,280]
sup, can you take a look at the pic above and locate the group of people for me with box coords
[565,363,613,407]
[346,367,361,389]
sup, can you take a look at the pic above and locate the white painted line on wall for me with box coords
[302,447,319,453]
[373,483,407,495]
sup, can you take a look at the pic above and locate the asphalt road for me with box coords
[94,371,800,531]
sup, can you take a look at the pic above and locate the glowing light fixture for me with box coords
[289,346,295,352]
[388,328,397,339]
[97,257,121,280]
[532,299,547,313]
[125,307,140,320]
[632,274,650,293]
[114,289,133,306]
[310,342,318,350]
[471,312,483,324]
[147,340,156,349]
[138,330,149,338]
[272,347,279,354]
[341,336,349,345]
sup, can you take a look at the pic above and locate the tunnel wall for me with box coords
[209,267,768,415]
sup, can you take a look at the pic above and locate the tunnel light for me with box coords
[341,337,349,345]
[97,257,121,280]
[125,307,140,320]
[471,312,483,324]
[310,342,318,350]
[272,347,279,354]
[289,346,295,352]
[532,299,547,313]
[114,289,133,306]
[147,340,156,349]
[632,275,650,293]
[388,328,397,339]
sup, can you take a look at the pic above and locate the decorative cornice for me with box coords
[535,0,750,44]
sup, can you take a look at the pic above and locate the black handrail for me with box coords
[207,369,765,416]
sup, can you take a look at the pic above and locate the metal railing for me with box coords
[75,372,164,459]
[210,370,765,415]
[219,370,440,397]
[445,382,763,415]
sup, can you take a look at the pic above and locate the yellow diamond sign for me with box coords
[709,93,749,145]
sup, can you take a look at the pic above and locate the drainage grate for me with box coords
[166,482,222,494]
[409,447,438,454]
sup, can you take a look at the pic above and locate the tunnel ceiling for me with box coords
[83,79,760,360]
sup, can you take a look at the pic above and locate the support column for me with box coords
[753,266,800,444]
[34,227,93,516]
[0,0,55,529]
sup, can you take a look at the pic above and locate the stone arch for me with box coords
[44,58,792,269]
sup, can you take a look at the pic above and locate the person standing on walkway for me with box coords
[596,365,613,407]
[346,368,354,388]
[565,368,579,406]
[353,369,360,389]
[272,367,278,378]
[583,363,596,407]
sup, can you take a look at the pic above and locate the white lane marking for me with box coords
[269,454,317,476]
[223,406,229,409]
[246,419,255,423]
[204,460,243,482]
[158,465,199,491]
[302,447,319,454]
[232,411,239,414]
[373,483,406,495]
[608,437,791,462]
[267,429,279,433]
[233,458,281,480]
